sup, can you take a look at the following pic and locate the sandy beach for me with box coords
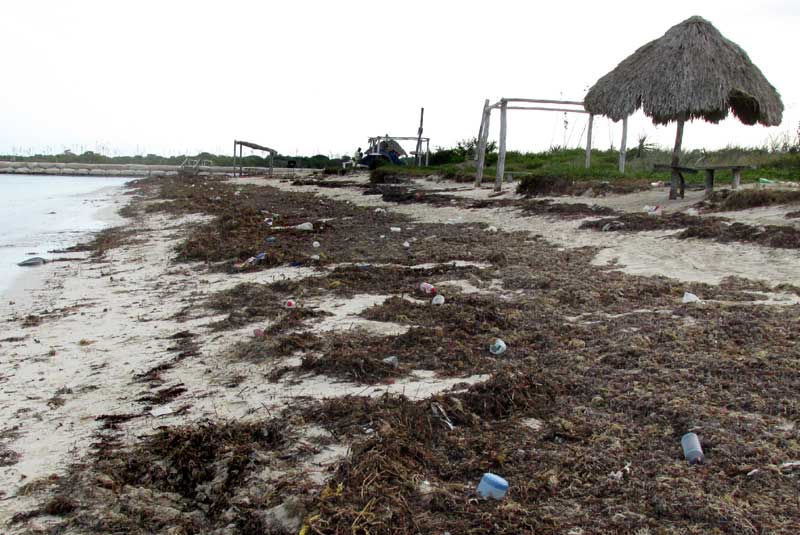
[2,172,799,534]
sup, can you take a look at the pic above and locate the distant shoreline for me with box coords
[0,161,317,178]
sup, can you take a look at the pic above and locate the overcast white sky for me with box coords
[1,0,797,158]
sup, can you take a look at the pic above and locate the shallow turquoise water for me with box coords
[0,174,129,296]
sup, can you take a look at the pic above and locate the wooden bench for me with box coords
[654,164,754,198]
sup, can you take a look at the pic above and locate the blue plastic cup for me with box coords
[681,432,704,464]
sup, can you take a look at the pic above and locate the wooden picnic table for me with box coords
[654,164,754,198]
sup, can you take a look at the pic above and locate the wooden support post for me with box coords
[269,152,274,177]
[585,114,593,168]
[494,99,508,192]
[474,100,491,187]
[233,141,237,177]
[619,116,628,173]
[704,169,714,195]
[415,108,425,167]
[732,169,741,190]
[425,139,430,167]
[239,144,243,177]
[670,117,685,199]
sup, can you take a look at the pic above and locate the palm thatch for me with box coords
[584,16,783,126]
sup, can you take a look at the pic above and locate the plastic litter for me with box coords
[253,328,265,338]
[685,208,700,216]
[431,294,445,305]
[477,473,508,500]
[374,208,386,214]
[312,241,321,248]
[682,292,701,304]
[285,299,297,308]
[485,226,498,233]
[295,222,314,231]
[402,241,410,248]
[390,227,402,232]
[681,432,704,464]
[382,356,399,368]
[758,178,775,184]
[489,339,507,355]
[643,205,662,216]
[17,257,47,267]
[265,236,277,243]
[310,254,320,261]
[418,282,437,295]
[150,405,173,418]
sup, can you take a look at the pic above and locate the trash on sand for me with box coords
[682,292,701,304]
[643,205,662,216]
[264,217,274,226]
[382,356,399,368]
[489,339,507,355]
[390,227,402,232]
[650,181,663,187]
[295,222,314,231]
[685,208,700,216]
[312,241,321,248]
[758,178,775,184]
[253,328,265,338]
[601,222,625,232]
[431,402,454,430]
[402,241,410,248]
[265,236,277,243]
[374,208,386,214]
[485,226,498,233]
[477,473,508,500]
[310,254,320,261]
[432,294,445,305]
[681,432,704,464]
[418,282,437,295]
[150,405,173,417]
[17,257,47,267]
[285,299,297,308]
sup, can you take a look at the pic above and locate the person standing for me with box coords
[353,147,363,168]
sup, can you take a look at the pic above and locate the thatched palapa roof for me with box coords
[584,16,783,126]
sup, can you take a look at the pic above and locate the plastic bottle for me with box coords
[418,282,436,295]
[477,473,508,500]
[285,299,297,309]
[489,339,507,355]
[681,433,704,464]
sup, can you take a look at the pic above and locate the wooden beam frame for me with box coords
[233,139,278,177]
[474,97,594,190]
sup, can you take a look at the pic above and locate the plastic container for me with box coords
[477,473,508,500]
[489,339,507,355]
[431,295,445,305]
[382,356,399,368]
[285,299,297,308]
[682,292,701,304]
[681,432,704,464]
[418,282,437,295]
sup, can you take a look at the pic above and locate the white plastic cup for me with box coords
[477,473,508,500]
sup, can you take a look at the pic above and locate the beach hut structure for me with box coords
[584,16,783,199]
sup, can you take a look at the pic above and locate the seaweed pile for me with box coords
[15,174,800,534]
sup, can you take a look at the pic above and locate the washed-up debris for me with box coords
[295,222,314,231]
[17,257,48,267]
[312,241,321,248]
[285,299,297,308]
[431,294,445,305]
[489,338,507,355]
[390,226,402,232]
[402,241,410,248]
[418,282,436,295]
[150,405,174,418]
[382,356,399,368]
[477,473,508,500]
[682,292,701,304]
[681,432,704,464]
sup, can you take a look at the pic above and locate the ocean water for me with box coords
[0,174,129,297]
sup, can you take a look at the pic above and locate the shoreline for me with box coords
[0,182,130,313]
